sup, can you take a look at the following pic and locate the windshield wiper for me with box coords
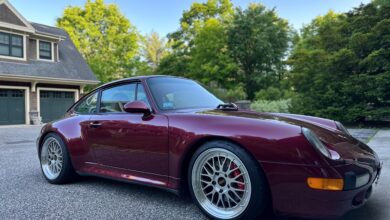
[216,103,239,111]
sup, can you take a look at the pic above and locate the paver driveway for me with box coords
[0,125,388,220]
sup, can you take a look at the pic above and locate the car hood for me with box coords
[192,109,378,164]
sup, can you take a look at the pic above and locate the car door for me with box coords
[87,82,169,178]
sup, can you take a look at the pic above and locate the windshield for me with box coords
[147,77,223,111]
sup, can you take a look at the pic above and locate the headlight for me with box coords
[302,127,331,158]
[335,121,350,135]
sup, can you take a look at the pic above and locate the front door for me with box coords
[87,82,169,178]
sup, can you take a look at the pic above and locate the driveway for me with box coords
[0,125,388,220]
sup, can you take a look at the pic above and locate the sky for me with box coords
[10,0,370,36]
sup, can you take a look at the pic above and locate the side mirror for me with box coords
[124,101,151,116]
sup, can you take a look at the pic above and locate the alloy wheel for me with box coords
[192,148,252,219]
[41,137,63,180]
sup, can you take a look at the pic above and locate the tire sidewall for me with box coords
[188,141,270,220]
[40,133,74,184]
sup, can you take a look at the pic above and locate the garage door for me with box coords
[40,91,75,123]
[0,89,25,125]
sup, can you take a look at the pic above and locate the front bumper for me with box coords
[261,160,382,219]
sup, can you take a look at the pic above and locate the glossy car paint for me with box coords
[37,76,381,219]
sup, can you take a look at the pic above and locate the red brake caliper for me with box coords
[230,163,245,190]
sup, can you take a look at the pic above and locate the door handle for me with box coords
[89,121,102,128]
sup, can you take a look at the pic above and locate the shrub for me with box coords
[207,83,247,102]
[254,87,283,100]
[251,99,291,113]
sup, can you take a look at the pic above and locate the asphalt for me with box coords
[0,125,388,220]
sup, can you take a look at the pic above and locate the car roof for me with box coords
[95,75,186,90]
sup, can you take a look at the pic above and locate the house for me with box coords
[0,0,99,125]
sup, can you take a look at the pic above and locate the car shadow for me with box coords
[74,176,382,220]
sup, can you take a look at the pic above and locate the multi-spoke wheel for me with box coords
[189,141,270,220]
[40,133,77,184]
[41,137,63,180]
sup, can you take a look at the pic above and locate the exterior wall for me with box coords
[30,89,37,111]
[28,38,37,60]
[0,4,25,26]
[36,83,80,90]
[0,81,30,87]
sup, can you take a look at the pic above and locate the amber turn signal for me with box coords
[307,177,344,191]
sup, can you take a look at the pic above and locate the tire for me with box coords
[188,140,270,220]
[39,133,77,184]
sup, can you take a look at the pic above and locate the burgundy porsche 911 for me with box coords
[37,75,381,220]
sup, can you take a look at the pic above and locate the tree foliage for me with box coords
[142,31,168,71]
[158,0,237,88]
[227,4,290,99]
[289,3,390,122]
[56,0,139,83]
[56,0,389,123]
[158,1,290,98]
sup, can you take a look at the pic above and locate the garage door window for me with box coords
[0,90,7,97]
[12,90,23,97]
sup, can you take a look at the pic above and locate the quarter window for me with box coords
[100,84,136,113]
[74,92,98,114]
[136,84,151,108]
[0,32,23,58]
[39,41,52,60]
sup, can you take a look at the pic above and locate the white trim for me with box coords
[0,28,28,35]
[80,85,85,94]
[0,0,35,33]
[37,87,79,120]
[56,43,59,62]
[36,39,54,62]
[0,33,27,61]
[33,32,65,41]
[0,21,34,33]
[23,33,26,59]
[31,81,37,92]
[0,85,30,125]
[0,74,100,85]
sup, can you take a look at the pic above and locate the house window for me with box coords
[39,41,52,60]
[0,32,23,58]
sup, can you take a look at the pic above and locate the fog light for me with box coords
[307,177,344,191]
[356,173,370,188]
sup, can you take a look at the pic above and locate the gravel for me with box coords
[0,125,388,220]
[0,125,205,220]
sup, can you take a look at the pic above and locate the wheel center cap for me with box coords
[218,177,226,187]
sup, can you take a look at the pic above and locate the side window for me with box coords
[74,92,98,114]
[100,84,136,113]
[136,84,151,108]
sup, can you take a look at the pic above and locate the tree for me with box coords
[57,0,139,83]
[288,3,390,123]
[169,0,234,52]
[158,0,235,84]
[188,18,238,88]
[142,31,168,71]
[227,3,290,100]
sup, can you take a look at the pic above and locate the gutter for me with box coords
[0,74,100,85]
